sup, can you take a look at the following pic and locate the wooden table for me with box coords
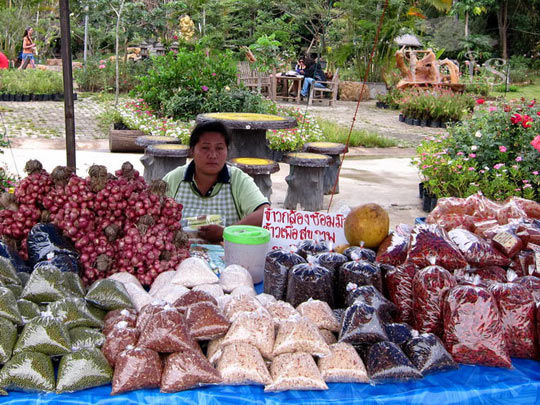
[196,113,297,160]
[274,74,304,103]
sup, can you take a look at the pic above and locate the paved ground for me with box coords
[0,97,427,227]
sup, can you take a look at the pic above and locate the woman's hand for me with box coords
[198,224,224,244]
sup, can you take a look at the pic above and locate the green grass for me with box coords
[317,118,399,148]
[491,78,540,100]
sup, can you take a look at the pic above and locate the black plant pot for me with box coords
[405,117,414,125]
[54,93,62,101]
[412,119,420,126]
[73,93,78,100]
[30,94,37,101]
[14,94,22,102]
[271,149,284,163]
[430,196,438,211]
[420,120,427,127]
[42,94,50,101]
[22,94,30,102]
[430,120,440,128]
[0,94,6,101]
[422,194,432,212]
[8,94,14,101]
[376,101,382,108]
[382,103,389,109]
[440,122,447,129]
[418,182,424,199]
[398,114,405,122]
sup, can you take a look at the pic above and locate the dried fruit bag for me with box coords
[161,349,222,392]
[488,279,537,359]
[344,246,376,262]
[264,352,328,392]
[339,259,382,298]
[217,342,272,386]
[0,352,55,392]
[412,265,457,335]
[185,302,230,340]
[384,323,413,346]
[402,332,457,375]
[515,275,540,303]
[56,348,112,393]
[286,262,334,308]
[376,232,410,266]
[173,290,217,313]
[384,263,416,323]
[443,285,511,368]
[103,309,137,336]
[448,229,510,267]
[366,341,422,382]
[264,249,305,301]
[111,346,162,395]
[406,224,467,270]
[338,302,387,345]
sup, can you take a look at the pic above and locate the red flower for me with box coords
[531,135,540,152]
[521,115,533,128]
[476,98,485,105]
[528,100,536,108]
[503,105,511,112]
[511,113,522,124]
[173,35,178,40]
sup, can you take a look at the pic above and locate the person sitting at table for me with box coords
[300,57,327,98]
[295,58,306,75]
[163,121,270,243]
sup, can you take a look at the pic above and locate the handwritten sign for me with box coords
[263,207,348,250]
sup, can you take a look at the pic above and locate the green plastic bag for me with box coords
[48,298,104,329]
[20,265,70,303]
[56,348,113,393]
[13,316,72,356]
[17,272,30,287]
[0,351,55,392]
[17,299,41,324]
[87,304,106,322]
[0,317,17,364]
[4,284,22,299]
[0,287,23,325]
[64,272,85,298]
[69,327,106,350]
[85,279,133,311]
[0,257,21,286]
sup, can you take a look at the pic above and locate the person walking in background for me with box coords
[19,27,36,70]
[300,57,326,98]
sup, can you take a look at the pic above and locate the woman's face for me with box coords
[192,132,228,176]
[28,28,33,35]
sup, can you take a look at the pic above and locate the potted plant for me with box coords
[108,109,145,153]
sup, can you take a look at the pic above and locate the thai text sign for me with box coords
[263,207,348,250]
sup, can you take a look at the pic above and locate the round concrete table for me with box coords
[142,144,190,183]
[303,142,348,195]
[230,157,280,203]
[196,113,297,160]
[135,135,182,148]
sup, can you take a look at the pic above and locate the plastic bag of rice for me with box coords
[230,285,257,298]
[156,284,190,305]
[136,300,167,331]
[103,309,137,336]
[318,329,337,345]
[69,327,106,350]
[220,265,254,293]
[0,317,17,363]
[206,337,224,366]
[273,316,331,358]
[148,271,177,296]
[265,352,328,392]
[108,272,143,289]
[193,283,225,299]
[222,310,275,359]
[173,290,218,313]
[0,287,23,325]
[0,257,21,286]
[48,297,103,329]
[122,282,152,313]
[185,302,230,341]
[85,279,133,311]
[217,342,272,385]
[161,349,222,392]
[111,346,162,395]
[20,264,70,303]
[223,295,266,322]
[255,293,277,307]
[13,315,71,356]
[317,342,369,383]
[56,348,112,393]
[101,321,139,366]
[297,299,340,332]
[0,351,55,392]
[266,301,299,325]
[172,257,218,288]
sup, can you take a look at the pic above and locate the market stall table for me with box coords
[196,113,297,160]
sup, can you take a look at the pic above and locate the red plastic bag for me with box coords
[510,197,540,219]
[448,229,510,267]
[428,214,475,232]
[491,231,523,258]
[111,346,162,395]
[442,284,511,368]
[496,201,528,225]
[136,301,167,331]
[427,196,475,221]
[406,224,467,270]
[376,232,409,266]
[515,275,540,303]
[510,251,536,277]
[412,264,457,336]
[489,279,537,359]
[384,263,416,323]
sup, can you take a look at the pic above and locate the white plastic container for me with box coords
[223,225,270,284]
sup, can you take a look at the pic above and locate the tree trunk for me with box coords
[497,0,509,60]
[464,11,469,38]
[114,0,126,109]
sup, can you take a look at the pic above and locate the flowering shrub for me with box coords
[0,165,18,193]
[413,99,540,201]
[267,106,323,151]
[400,89,475,123]
[118,99,192,144]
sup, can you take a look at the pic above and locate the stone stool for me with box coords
[142,144,190,183]
[136,136,184,183]
[303,142,347,195]
[230,157,280,203]
[283,152,331,212]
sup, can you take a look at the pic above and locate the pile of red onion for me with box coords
[0,160,189,286]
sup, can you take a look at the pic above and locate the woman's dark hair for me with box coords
[304,57,315,68]
[189,120,230,149]
[23,27,32,38]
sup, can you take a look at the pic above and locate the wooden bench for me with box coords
[308,69,339,106]
[237,61,274,99]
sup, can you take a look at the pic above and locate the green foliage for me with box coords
[413,99,540,200]
[0,70,63,95]
[249,34,282,73]
[317,119,399,148]
[400,89,475,122]
[376,89,403,110]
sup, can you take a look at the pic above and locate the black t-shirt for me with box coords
[304,63,326,81]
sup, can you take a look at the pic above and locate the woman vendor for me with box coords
[163,121,270,243]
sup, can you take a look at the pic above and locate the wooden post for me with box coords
[59,0,76,169]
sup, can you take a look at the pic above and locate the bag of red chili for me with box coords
[447,229,510,267]
[375,231,409,267]
[472,266,508,284]
[406,224,467,270]
[384,263,416,324]
[488,273,538,359]
[515,275,540,303]
[412,263,457,336]
[442,284,511,368]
